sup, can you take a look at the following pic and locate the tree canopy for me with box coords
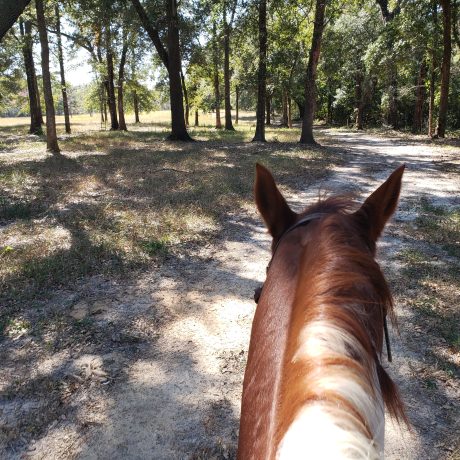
[0,0,459,143]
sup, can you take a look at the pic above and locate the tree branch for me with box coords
[0,0,31,41]
[130,0,169,69]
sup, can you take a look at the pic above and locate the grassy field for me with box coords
[0,110,300,139]
[0,111,342,334]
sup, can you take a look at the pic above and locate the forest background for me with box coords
[0,0,459,147]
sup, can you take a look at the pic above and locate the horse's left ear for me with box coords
[354,165,405,242]
[254,163,297,240]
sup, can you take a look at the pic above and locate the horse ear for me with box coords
[254,163,297,239]
[355,165,405,242]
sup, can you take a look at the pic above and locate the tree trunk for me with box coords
[166,0,192,140]
[194,109,199,126]
[130,0,191,140]
[223,4,234,130]
[387,71,398,128]
[180,69,189,126]
[0,0,32,41]
[265,93,271,125]
[34,74,44,124]
[281,89,288,126]
[19,19,42,135]
[252,0,267,142]
[105,23,119,130]
[100,86,105,125]
[428,61,436,136]
[412,58,427,133]
[288,94,292,128]
[436,0,452,138]
[133,91,140,122]
[326,91,333,125]
[376,0,401,128]
[212,21,222,129]
[104,98,108,125]
[117,43,128,131]
[55,4,71,134]
[355,70,364,130]
[428,0,438,137]
[35,0,60,154]
[235,85,239,124]
[300,0,326,144]
[296,100,305,119]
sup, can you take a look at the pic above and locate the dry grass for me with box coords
[396,197,460,371]
[0,113,343,337]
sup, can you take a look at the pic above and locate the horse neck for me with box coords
[238,237,304,460]
[275,220,389,459]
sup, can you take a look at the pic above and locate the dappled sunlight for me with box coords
[1,125,457,458]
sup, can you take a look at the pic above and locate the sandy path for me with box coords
[23,130,459,460]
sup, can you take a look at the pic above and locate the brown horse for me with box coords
[238,164,408,459]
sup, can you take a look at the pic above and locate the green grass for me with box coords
[141,238,169,256]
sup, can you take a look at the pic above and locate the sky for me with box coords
[64,48,94,86]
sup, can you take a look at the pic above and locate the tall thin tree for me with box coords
[55,3,71,134]
[223,0,237,130]
[412,58,427,133]
[118,39,128,131]
[35,0,60,154]
[375,0,401,128]
[213,20,222,129]
[428,0,438,137]
[299,0,326,144]
[252,0,267,142]
[436,0,452,138]
[19,18,42,134]
[105,16,119,130]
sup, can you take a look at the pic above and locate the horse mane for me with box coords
[275,197,408,456]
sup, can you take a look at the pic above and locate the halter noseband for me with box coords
[253,212,393,362]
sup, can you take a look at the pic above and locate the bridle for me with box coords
[253,212,393,362]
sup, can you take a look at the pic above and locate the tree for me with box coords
[19,18,43,134]
[212,20,222,129]
[300,0,327,144]
[104,4,119,130]
[35,0,60,154]
[131,0,192,141]
[252,0,267,142]
[55,3,71,134]
[223,0,237,130]
[118,39,129,130]
[436,0,452,138]
[375,0,401,128]
[0,0,32,41]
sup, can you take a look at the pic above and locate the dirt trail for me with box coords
[13,130,459,459]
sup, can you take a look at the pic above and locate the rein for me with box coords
[253,212,393,362]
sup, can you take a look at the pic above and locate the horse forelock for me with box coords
[274,202,406,458]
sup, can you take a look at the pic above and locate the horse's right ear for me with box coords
[354,165,405,244]
[254,163,297,240]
